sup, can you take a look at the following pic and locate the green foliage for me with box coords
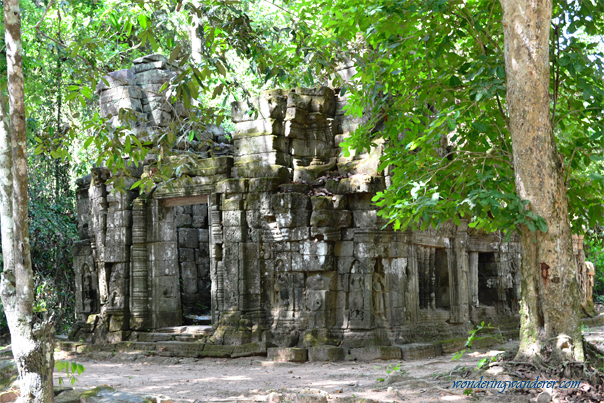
[451,321,502,370]
[288,0,604,236]
[55,361,85,386]
[585,230,604,303]
[376,363,406,382]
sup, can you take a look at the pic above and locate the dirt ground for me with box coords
[54,326,604,403]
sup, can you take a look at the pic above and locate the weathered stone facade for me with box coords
[71,55,589,356]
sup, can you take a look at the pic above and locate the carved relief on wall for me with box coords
[372,273,386,320]
[81,263,98,314]
[274,272,290,308]
[349,273,364,321]
[107,263,126,310]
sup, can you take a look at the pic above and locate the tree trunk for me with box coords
[500,0,584,363]
[1,0,56,402]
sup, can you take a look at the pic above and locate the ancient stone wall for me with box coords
[71,55,586,352]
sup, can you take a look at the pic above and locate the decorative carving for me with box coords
[372,273,386,320]
[82,263,97,314]
[349,274,364,320]
[275,273,290,308]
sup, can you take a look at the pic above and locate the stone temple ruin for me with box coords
[71,54,595,360]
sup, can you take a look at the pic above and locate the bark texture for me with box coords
[500,0,584,363]
[1,1,55,402]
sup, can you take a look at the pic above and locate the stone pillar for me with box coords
[428,247,436,311]
[450,223,469,323]
[469,252,479,307]
[104,181,136,336]
[130,198,149,329]
[89,168,109,306]
[405,244,419,323]
[208,193,224,323]
[417,246,425,309]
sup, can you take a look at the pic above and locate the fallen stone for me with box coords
[199,344,233,358]
[55,389,86,403]
[231,342,267,358]
[295,394,327,403]
[350,346,401,361]
[268,392,283,403]
[267,347,308,362]
[400,343,442,360]
[308,346,346,362]
[537,391,551,403]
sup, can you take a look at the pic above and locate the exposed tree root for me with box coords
[479,341,604,401]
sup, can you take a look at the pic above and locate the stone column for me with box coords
[130,198,149,329]
[405,244,419,323]
[89,168,109,306]
[450,223,469,323]
[428,247,436,311]
[469,252,479,307]
[417,246,425,309]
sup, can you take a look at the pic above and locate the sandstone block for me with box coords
[181,262,197,279]
[231,342,267,358]
[310,210,351,228]
[234,151,290,167]
[234,118,283,137]
[400,343,442,360]
[267,347,308,362]
[271,193,311,211]
[291,253,334,271]
[234,135,288,156]
[310,227,342,241]
[310,195,347,210]
[275,209,311,228]
[248,177,286,193]
[300,240,333,256]
[308,346,346,362]
[334,241,354,257]
[199,344,234,358]
[350,346,402,361]
[295,394,327,403]
[326,175,386,194]
[290,138,333,158]
[175,214,192,228]
[231,93,286,123]
[96,69,135,92]
[231,164,291,180]
[179,248,195,262]
[223,211,246,227]
[178,229,199,248]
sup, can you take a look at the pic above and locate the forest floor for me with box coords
[53,324,604,403]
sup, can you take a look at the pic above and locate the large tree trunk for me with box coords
[1,0,55,402]
[500,0,584,363]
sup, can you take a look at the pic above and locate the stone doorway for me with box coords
[166,197,211,325]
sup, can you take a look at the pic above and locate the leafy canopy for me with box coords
[288,0,604,238]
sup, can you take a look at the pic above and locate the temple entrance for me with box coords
[166,196,212,325]
[477,252,498,306]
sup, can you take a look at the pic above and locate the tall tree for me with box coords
[1,0,55,401]
[500,0,583,362]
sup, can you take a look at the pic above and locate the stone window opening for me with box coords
[477,252,498,307]
[418,246,451,311]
